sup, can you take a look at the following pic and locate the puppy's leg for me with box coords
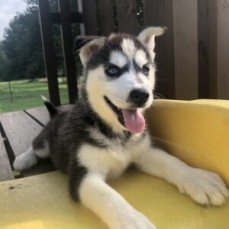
[13,133,50,171]
[13,146,38,171]
[135,147,229,206]
[78,173,156,229]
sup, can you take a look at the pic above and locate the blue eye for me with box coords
[105,64,120,77]
[142,64,150,75]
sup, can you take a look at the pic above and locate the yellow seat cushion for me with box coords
[1,99,229,229]
[145,99,229,185]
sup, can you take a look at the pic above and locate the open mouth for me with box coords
[104,96,145,133]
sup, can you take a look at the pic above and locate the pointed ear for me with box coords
[73,36,106,66]
[138,27,166,59]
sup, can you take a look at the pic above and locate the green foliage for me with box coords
[0,0,78,81]
[0,42,9,80]
[2,4,45,81]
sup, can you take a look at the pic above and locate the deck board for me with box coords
[0,135,14,181]
[26,104,73,126]
[0,105,73,180]
[0,111,43,157]
[26,107,50,126]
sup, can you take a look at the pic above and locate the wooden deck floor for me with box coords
[0,105,71,181]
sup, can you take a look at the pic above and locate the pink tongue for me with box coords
[122,109,145,133]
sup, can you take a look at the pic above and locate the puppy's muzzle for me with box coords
[129,89,149,107]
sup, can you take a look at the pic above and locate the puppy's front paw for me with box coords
[178,168,229,206]
[112,209,157,229]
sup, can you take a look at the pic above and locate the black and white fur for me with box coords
[14,27,229,229]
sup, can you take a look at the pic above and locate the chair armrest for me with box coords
[145,99,229,184]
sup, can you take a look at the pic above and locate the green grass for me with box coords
[0,79,69,113]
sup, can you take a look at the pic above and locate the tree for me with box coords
[1,0,76,81]
[0,42,9,80]
[2,4,45,80]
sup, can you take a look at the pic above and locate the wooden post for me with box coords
[216,0,229,99]
[144,0,175,99]
[198,0,210,98]
[173,0,198,99]
[115,0,137,34]
[81,0,98,35]
[96,0,114,35]
[8,81,13,103]
[198,0,218,99]
[38,0,61,105]
[77,0,85,35]
[58,0,78,103]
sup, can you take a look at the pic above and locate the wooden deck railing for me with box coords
[38,0,229,105]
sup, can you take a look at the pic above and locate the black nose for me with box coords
[129,89,149,106]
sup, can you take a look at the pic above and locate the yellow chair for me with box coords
[1,100,229,229]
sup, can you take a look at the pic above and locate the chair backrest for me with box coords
[38,0,229,105]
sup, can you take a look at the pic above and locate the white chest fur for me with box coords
[77,132,151,179]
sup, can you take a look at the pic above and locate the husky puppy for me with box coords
[14,27,229,229]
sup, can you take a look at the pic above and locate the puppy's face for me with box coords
[76,27,165,133]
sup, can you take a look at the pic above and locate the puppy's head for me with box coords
[75,27,165,134]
